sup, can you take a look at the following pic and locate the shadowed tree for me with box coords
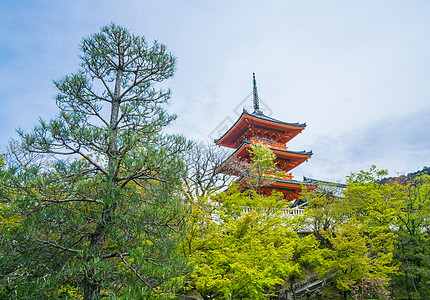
[0,24,190,299]
[393,175,430,300]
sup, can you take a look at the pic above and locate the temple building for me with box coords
[214,74,314,201]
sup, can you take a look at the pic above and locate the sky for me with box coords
[1,1,430,182]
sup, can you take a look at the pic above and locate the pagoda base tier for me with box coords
[236,175,316,202]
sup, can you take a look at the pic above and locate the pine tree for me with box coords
[1,24,190,299]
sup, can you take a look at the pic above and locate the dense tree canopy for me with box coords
[303,168,398,299]
[393,175,430,299]
[181,143,324,300]
[303,166,430,299]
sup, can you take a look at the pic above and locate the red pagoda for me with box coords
[215,74,314,201]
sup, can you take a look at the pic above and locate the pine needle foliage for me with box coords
[0,24,190,300]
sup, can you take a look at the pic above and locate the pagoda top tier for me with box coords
[215,73,307,148]
[214,110,306,148]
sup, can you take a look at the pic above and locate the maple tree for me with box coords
[181,143,324,299]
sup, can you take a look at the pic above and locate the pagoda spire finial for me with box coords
[253,73,261,113]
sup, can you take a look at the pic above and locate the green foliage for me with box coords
[249,143,277,173]
[181,146,324,299]
[304,166,399,298]
[246,143,285,194]
[181,156,430,299]
[301,185,338,248]
[323,218,372,291]
[302,166,430,299]
[0,154,21,233]
[342,168,430,299]
[0,24,190,299]
[393,175,430,299]
[182,187,323,300]
[343,166,402,230]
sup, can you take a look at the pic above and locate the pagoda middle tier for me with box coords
[215,110,306,149]
[216,138,312,175]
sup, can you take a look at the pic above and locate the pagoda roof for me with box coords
[217,140,312,174]
[271,177,315,187]
[214,109,306,148]
[250,110,306,127]
[303,176,347,188]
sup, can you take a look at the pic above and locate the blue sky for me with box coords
[1,1,430,182]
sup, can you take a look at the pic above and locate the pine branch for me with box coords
[36,239,82,255]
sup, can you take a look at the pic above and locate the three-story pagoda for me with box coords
[215,74,313,201]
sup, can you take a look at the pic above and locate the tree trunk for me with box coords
[290,277,296,300]
[84,54,124,300]
[402,244,413,300]
[84,221,105,299]
[342,290,347,300]
[84,276,100,300]
[108,52,123,168]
